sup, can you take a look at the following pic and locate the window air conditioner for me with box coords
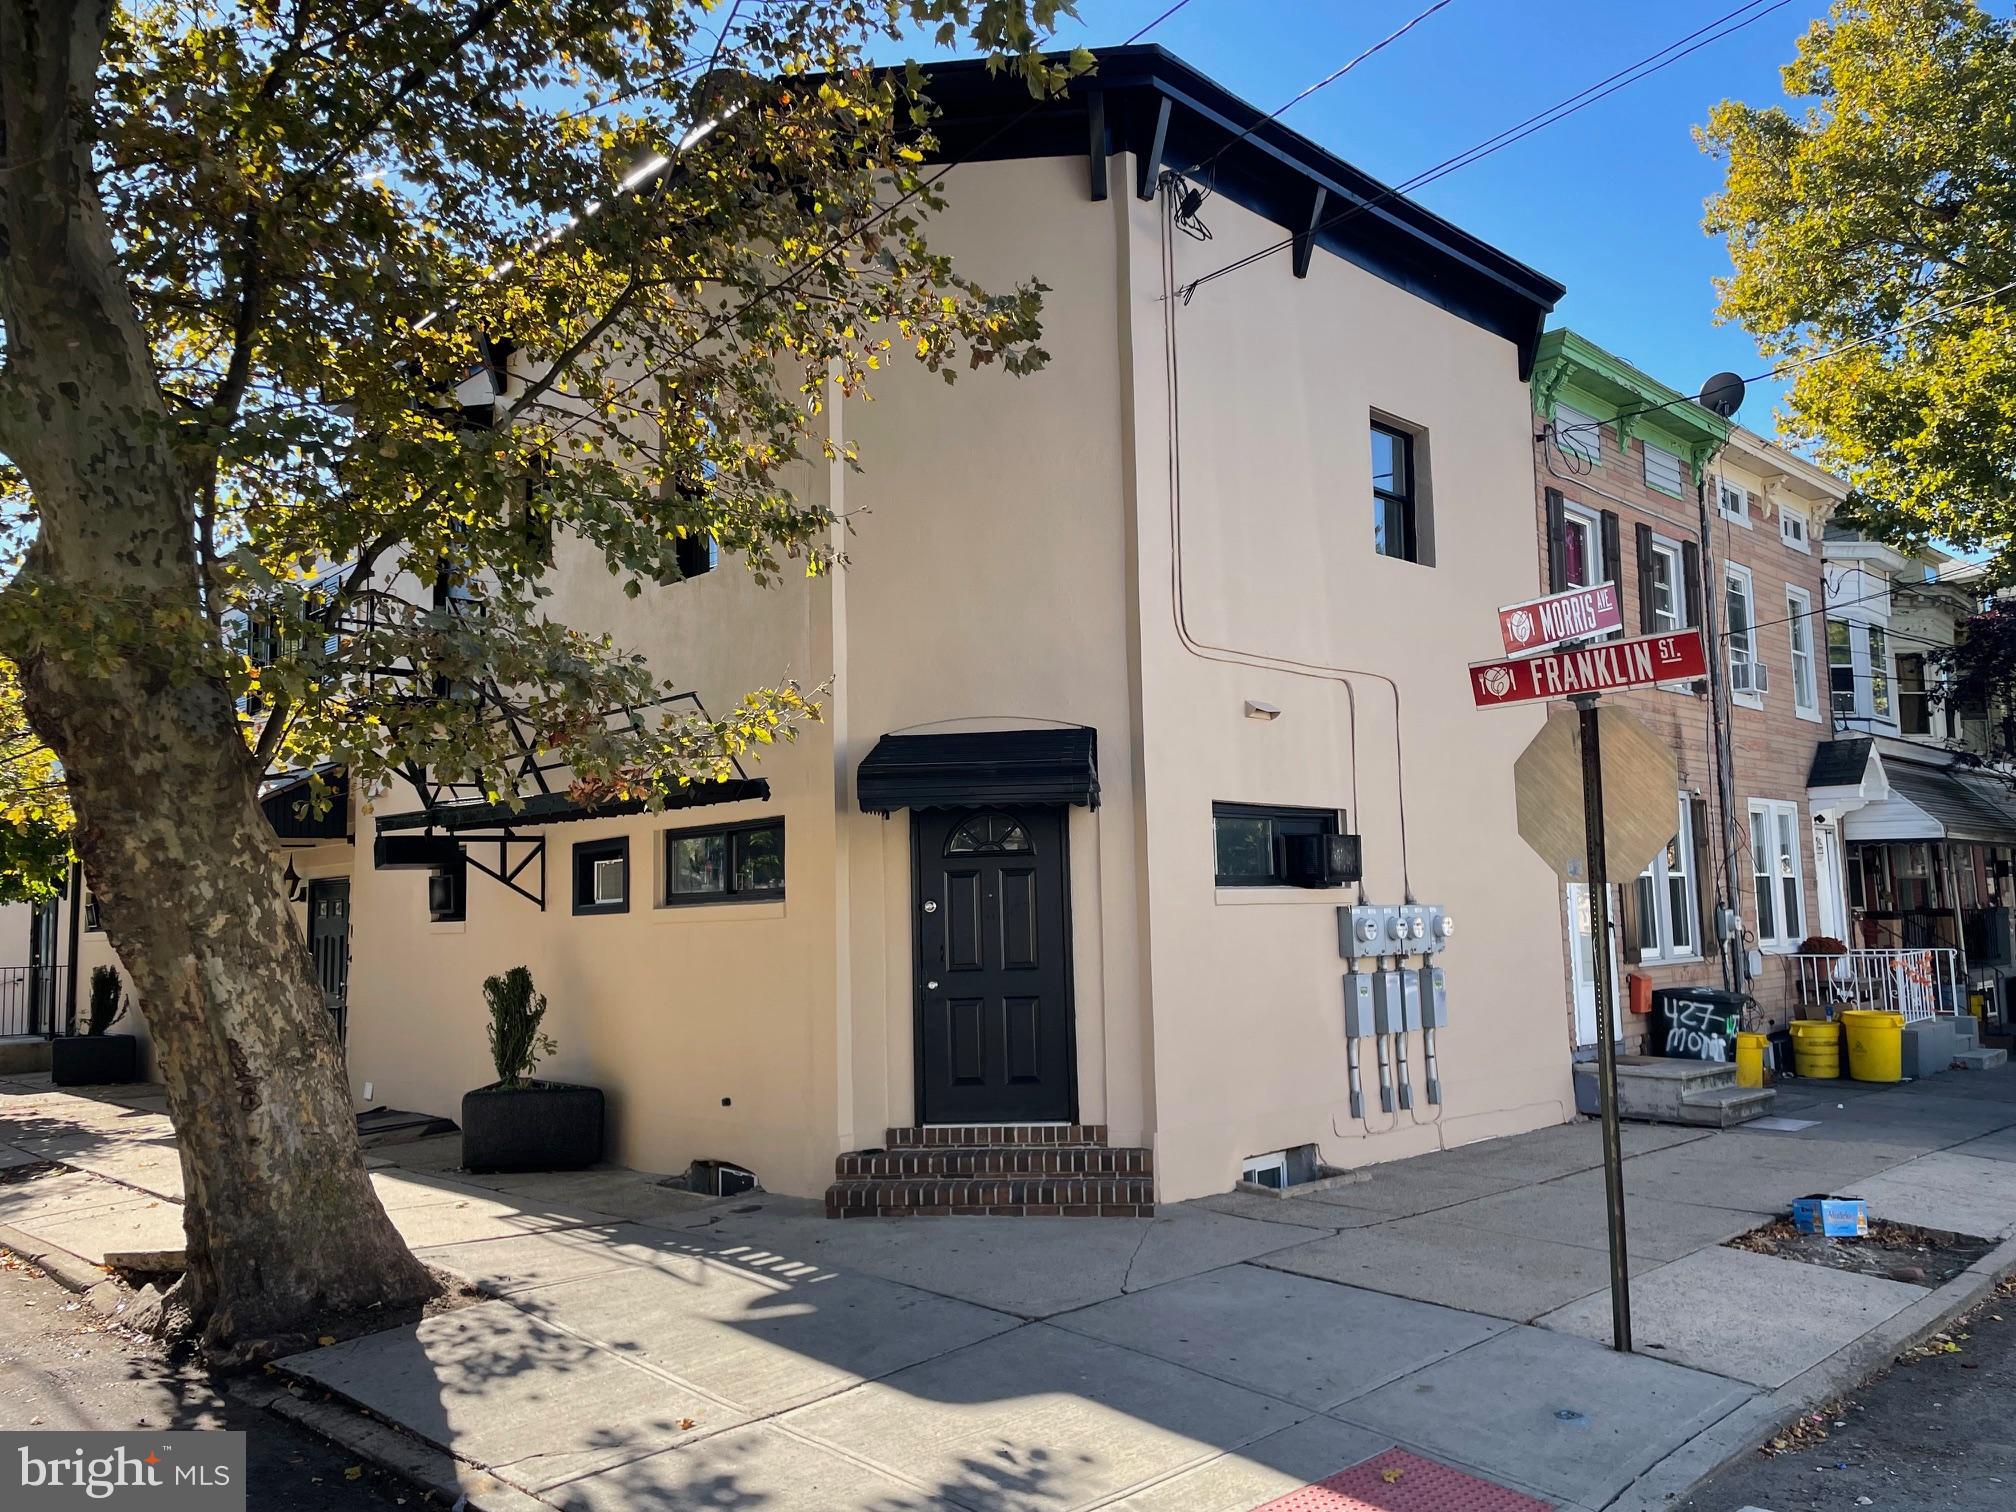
[592,857,626,905]
[1283,833,1364,889]
[1731,660,1769,695]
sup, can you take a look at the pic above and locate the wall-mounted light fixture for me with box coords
[1244,700,1282,722]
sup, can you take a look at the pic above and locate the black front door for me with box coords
[914,807,1074,1124]
[307,878,351,1041]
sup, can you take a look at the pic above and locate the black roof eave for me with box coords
[908,46,1563,372]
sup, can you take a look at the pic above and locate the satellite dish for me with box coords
[1699,371,1746,419]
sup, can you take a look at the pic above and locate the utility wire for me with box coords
[1170,0,1791,301]
[1557,278,2016,452]
[1184,0,1456,180]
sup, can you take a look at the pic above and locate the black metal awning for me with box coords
[856,729,1098,815]
[374,779,770,836]
[262,768,350,843]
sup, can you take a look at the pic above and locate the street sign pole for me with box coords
[1573,689,1632,1355]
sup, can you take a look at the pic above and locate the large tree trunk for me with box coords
[0,0,434,1363]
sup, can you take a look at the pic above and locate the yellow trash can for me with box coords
[1789,1018,1842,1080]
[1842,1009,1905,1083]
[1735,1031,1768,1089]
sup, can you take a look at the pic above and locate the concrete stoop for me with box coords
[0,1037,51,1075]
[1573,1055,1775,1128]
[1900,1014,2010,1075]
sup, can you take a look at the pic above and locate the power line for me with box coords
[1557,278,2016,450]
[1185,0,1456,180]
[1170,0,1792,301]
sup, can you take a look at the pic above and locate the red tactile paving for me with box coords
[1250,1447,1554,1512]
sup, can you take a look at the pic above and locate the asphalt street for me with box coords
[0,1251,413,1511]
[1682,1273,2016,1512]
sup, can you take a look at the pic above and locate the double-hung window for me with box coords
[1786,587,1819,719]
[1725,564,1760,699]
[1748,799,1807,950]
[1867,625,1892,722]
[1827,618,1857,718]
[664,820,786,904]
[1371,423,1419,563]
[1560,503,1603,591]
[1718,479,1750,525]
[1780,504,1811,552]
[1646,541,1686,634]
[1635,796,1699,962]
[1898,653,1932,735]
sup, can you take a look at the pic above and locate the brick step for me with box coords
[837,1145,1151,1180]
[825,1174,1154,1219]
[885,1124,1108,1149]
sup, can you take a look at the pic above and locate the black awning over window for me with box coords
[856,728,1098,815]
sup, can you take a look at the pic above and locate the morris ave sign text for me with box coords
[1497,581,1623,655]
[1469,630,1707,708]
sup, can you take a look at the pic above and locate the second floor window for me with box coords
[1371,423,1418,562]
[1725,565,1758,695]
[1647,541,1685,634]
[1897,652,1931,736]
[1787,587,1818,718]
[1828,616,1897,728]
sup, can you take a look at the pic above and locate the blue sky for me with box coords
[1035,0,1841,434]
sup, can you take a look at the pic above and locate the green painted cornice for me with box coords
[1531,328,1732,472]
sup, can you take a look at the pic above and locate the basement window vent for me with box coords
[1235,1144,1338,1195]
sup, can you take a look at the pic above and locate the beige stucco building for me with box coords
[21,50,1579,1209]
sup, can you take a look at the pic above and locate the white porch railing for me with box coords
[1791,948,1963,1021]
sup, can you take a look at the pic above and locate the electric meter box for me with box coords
[1342,973,1376,1039]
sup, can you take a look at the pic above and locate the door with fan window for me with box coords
[913,807,1073,1123]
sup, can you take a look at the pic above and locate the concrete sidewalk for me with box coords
[7,1068,2016,1511]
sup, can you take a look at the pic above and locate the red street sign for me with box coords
[1470,630,1707,708]
[1498,582,1624,655]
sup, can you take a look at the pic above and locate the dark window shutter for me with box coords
[1617,872,1643,960]
[1635,521,1656,634]
[1691,794,1715,947]
[1681,541,1703,628]
[1545,490,1567,593]
[1600,510,1622,592]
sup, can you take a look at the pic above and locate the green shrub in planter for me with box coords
[462,965,602,1172]
[52,966,140,1085]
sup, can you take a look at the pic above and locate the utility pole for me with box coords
[1697,464,1748,997]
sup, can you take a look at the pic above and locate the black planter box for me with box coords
[51,1034,140,1086]
[461,1081,604,1173]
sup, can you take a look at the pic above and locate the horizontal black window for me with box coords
[1212,803,1341,887]
[664,819,784,905]
[572,836,630,916]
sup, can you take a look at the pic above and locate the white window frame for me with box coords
[1725,562,1761,706]
[1786,586,1820,721]
[1560,501,1604,591]
[1646,539,1687,635]
[1240,1152,1289,1190]
[1827,615,1898,729]
[1718,478,1752,527]
[1636,796,1700,963]
[1779,502,1811,553]
[1553,402,1603,467]
[1642,441,1685,497]
[1748,798,1807,952]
